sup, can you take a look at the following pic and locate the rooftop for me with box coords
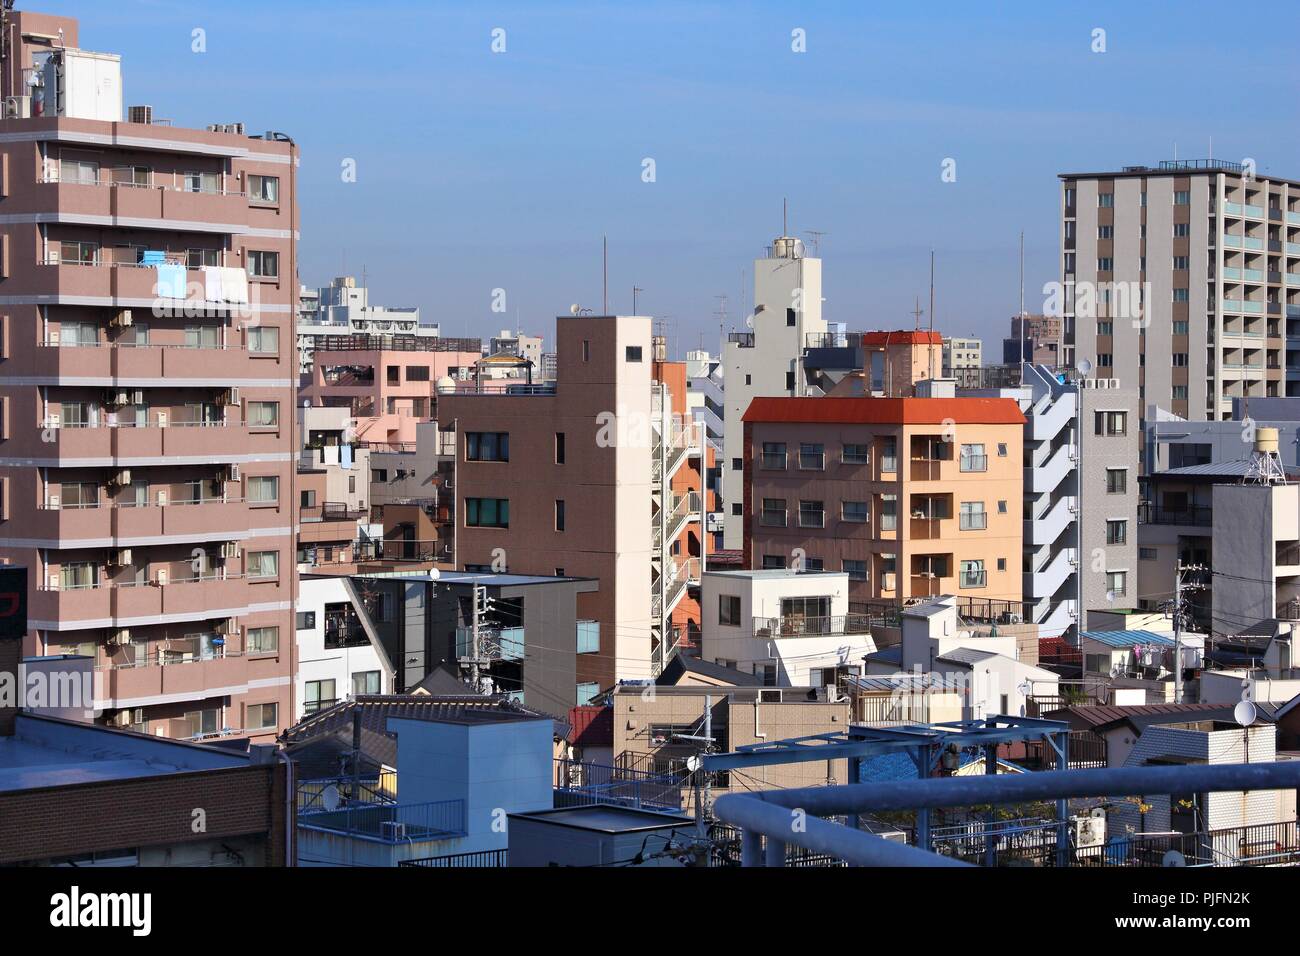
[742,396,1026,426]
[1080,629,1176,648]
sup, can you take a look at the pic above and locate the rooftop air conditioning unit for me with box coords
[4,95,31,119]
[380,821,407,841]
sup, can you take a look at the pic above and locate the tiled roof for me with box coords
[1041,702,1266,734]
[741,396,1026,425]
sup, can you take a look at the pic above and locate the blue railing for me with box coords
[553,758,687,813]
[298,799,466,843]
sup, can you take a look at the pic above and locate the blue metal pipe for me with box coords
[713,793,971,868]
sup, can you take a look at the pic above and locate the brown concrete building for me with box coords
[0,11,299,741]
[742,396,1026,606]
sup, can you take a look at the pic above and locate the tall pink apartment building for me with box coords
[0,11,299,741]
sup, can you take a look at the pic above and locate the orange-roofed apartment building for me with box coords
[0,10,298,740]
[742,396,1026,607]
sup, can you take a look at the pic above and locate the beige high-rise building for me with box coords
[1060,160,1300,428]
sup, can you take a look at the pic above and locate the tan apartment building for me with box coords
[742,396,1026,607]
[1060,159,1300,425]
[0,11,299,741]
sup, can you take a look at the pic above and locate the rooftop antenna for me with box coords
[911,297,924,331]
[602,235,608,315]
[632,285,643,315]
[805,230,827,257]
[783,198,788,236]
[714,294,729,335]
[1019,230,1026,378]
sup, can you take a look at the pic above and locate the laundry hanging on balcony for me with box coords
[154,261,186,299]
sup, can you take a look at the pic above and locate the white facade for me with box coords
[699,569,874,687]
[296,276,430,377]
[721,238,826,549]
[295,577,394,721]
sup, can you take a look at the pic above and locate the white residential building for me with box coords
[295,576,395,720]
[297,275,431,377]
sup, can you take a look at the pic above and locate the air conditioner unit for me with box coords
[154,567,168,586]
[156,410,168,428]
[156,489,168,507]
[110,548,132,567]
[128,105,153,125]
[214,617,236,636]
[111,469,131,486]
[111,308,133,328]
[112,710,133,728]
[227,464,241,481]
[132,390,144,405]
[4,95,31,119]
[46,494,60,510]
[380,821,408,841]
[108,389,130,407]
[109,627,131,645]
[220,541,241,560]
[44,413,60,429]
[47,572,60,590]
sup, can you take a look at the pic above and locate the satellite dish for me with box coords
[569,304,580,316]
[1090,807,1106,819]
[1105,589,1116,603]
[1076,357,1094,376]
[685,755,702,773]
[745,313,754,328]
[320,783,341,811]
[1234,699,1257,727]
[1162,849,1186,867]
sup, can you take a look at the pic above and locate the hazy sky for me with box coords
[73,0,1300,357]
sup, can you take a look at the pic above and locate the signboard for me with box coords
[0,567,28,640]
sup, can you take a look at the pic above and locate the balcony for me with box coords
[751,614,872,638]
[99,651,275,708]
[1138,502,1211,527]
[31,499,247,544]
[32,421,255,463]
[35,176,250,232]
[32,574,253,629]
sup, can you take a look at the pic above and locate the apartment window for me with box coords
[1172,353,1188,366]
[718,594,742,626]
[1172,320,1189,335]
[554,499,566,532]
[842,559,867,581]
[1098,193,1114,208]
[187,247,220,269]
[185,325,220,349]
[296,611,316,630]
[1097,353,1113,367]
[803,558,824,571]
[246,250,279,279]
[1094,411,1127,436]
[248,325,279,354]
[879,494,898,531]
[1097,225,1113,239]
[1173,223,1190,237]
[1106,468,1127,494]
[1097,321,1113,336]
[60,158,100,184]
[1063,252,1076,274]
[59,240,99,266]
[582,340,590,362]
[247,401,279,428]
[554,432,566,464]
[997,443,1008,458]
[761,498,787,527]
[1139,547,1158,561]
[625,346,643,362]
[1174,190,1191,205]
[731,503,742,516]
[185,708,221,738]
[59,562,98,590]
[1172,385,1188,400]
[798,500,825,528]
[959,560,987,589]
[997,558,1007,571]
[959,501,987,531]
[58,321,98,346]
[761,442,787,469]
[1065,187,1076,206]
[1106,570,1128,596]
[465,497,509,528]
[1173,256,1190,270]
[842,443,869,465]
[183,170,220,194]
[1173,289,1189,302]
[841,500,868,523]
[466,432,510,462]
[576,620,600,654]
[372,468,388,483]
[247,550,279,579]
[1106,520,1127,545]
[247,702,278,731]
[1097,258,1113,272]
[786,308,797,327]
[959,443,987,472]
[59,481,100,509]
[352,671,381,695]
[242,626,278,656]
[405,365,430,382]
[997,500,1008,514]
[798,443,825,470]
[732,458,742,471]
[386,366,400,385]
[785,371,795,390]
[761,555,784,570]
[247,174,280,203]
[576,683,599,706]
[247,475,279,503]
[880,437,898,472]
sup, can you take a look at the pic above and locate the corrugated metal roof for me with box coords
[1080,629,1176,648]
[741,396,1026,425]
[936,647,1000,667]
[1155,459,1300,479]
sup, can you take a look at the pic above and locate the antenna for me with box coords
[804,230,827,257]
[911,297,924,331]
[632,285,643,315]
[928,249,936,380]
[602,235,608,315]
[783,198,788,236]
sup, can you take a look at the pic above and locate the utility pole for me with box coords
[1171,563,1205,705]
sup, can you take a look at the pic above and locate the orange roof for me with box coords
[856,330,943,346]
[742,396,1025,425]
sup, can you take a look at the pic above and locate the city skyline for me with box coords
[70,0,1300,354]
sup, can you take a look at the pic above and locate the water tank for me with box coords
[1257,426,1280,455]
[435,375,456,394]
[770,236,804,260]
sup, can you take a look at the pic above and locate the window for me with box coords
[803,558,824,571]
[1106,520,1127,545]
[1064,252,1076,274]
[880,494,898,531]
[625,346,643,362]
[1174,190,1191,205]
[247,174,279,203]
[247,702,278,731]
[576,683,599,706]
[842,443,869,465]
[247,475,279,503]
[59,240,99,265]
[1139,547,1158,560]
[719,595,741,626]
[799,443,825,470]
[960,560,986,589]
[1097,321,1113,336]
[247,626,279,653]
[465,497,509,528]
[576,620,600,654]
[731,503,742,516]
[187,247,220,269]
[60,158,100,184]
[1172,289,1189,302]
[842,500,868,523]
[1094,411,1127,436]
[959,443,987,472]
[1097,225,1113,239]
[1172,320,1189,335]
[554,499,565,531]
[997,443,1008,458]
[60,481,100,509]
[247,401,278,427]
[731,457,743,471]
[582,340,590,362]
[1172,385,1188,400]
[762,555,784,570]
[183,170,220,194]
[305,680,335,714]
[466,432,509,462]
[246,250,279,279]
[1098,193,1114,208]
[1096,353,1113,368]
[387,366,400,385]
[997,558,1007,571]
[59,561,98,590]
[786,307,797,327]
[761,498,787,527]
[1172,353,1188,366]
[352,671,381,696]
[761,442,787,469]
[185,708,221,738]
[1173,256,1189,270]
[959,501,987,531]
[247,325,279,354]
[184,325,220,349]
[1106,570,1127,596]
[555,432,566,465]
[880,437,898,472]
[798,500,825,528]
[1097,258,1113,272]
[997,500,1008,514]
[247,550,279,579]
[1173,223,1190,237]
[1106,469,1127,494]
[296,611,316,630]
[842,559,867,581]
[405,365,430,382]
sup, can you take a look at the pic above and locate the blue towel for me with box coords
[154,262,186,299]
[141,250,167,266]
[340,444,353,468]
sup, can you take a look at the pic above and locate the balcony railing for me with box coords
[298,799,467,843]
[300,502,367,522]
[312,334,482,353]
[1138,502,1212,526]
[751,614,872,638]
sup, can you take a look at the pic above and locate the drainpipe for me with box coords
[278,749,296,866]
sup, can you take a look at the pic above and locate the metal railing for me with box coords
[297,799,466,842]
[553,757,689,813]
[752,613,872,638]
[312,334,481,352]
[1138,502,1212,526]
[297,775,394,811]
[398,849,507,868]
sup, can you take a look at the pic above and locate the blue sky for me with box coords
[66,0,1300,356]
